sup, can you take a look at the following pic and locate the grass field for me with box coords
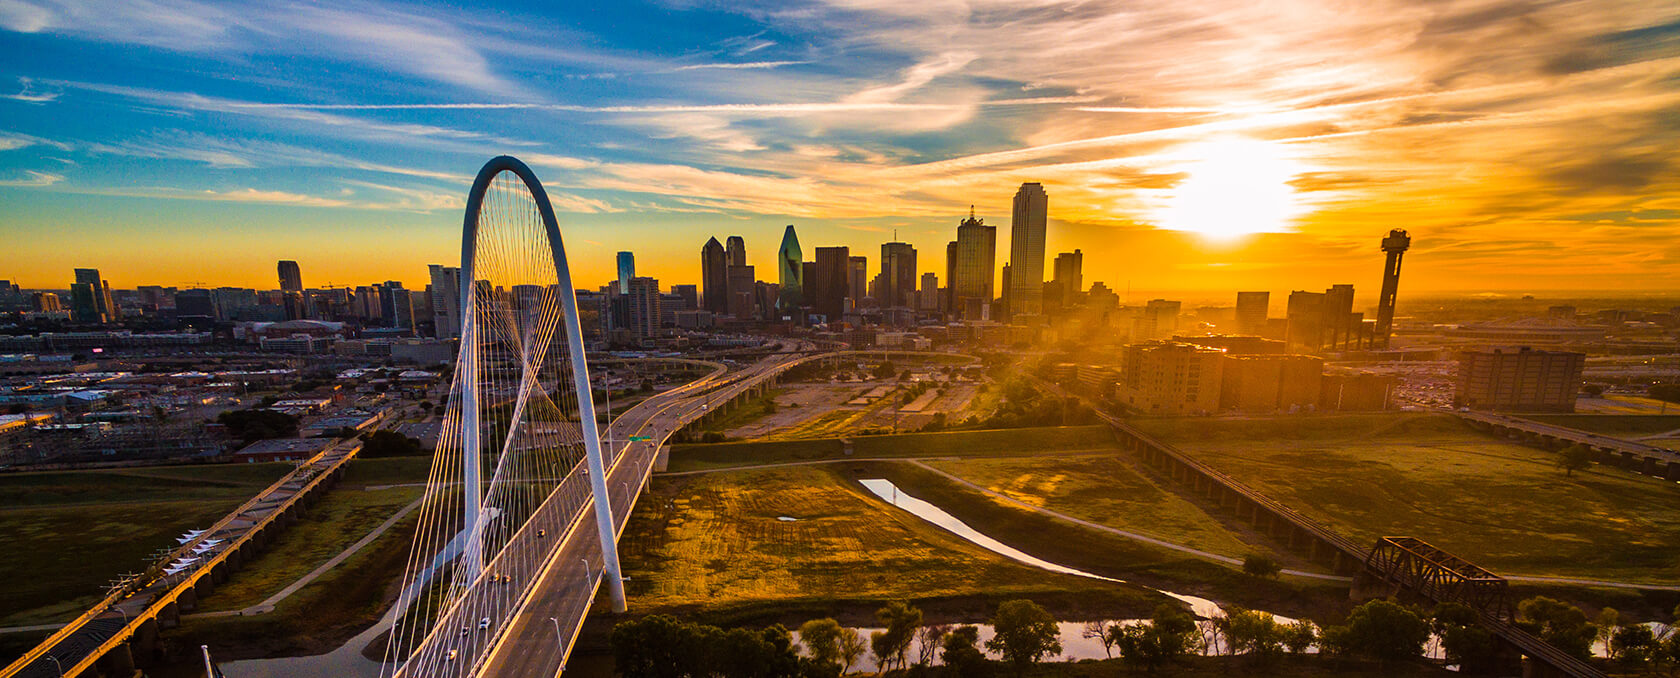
[1133,413,1680,582]
[0,463,293,626]
[197,486,420,612]
[1522,414,1680,436]
[618,464,1169,627]
[667,425,1118,473]
[924,454,1282,561]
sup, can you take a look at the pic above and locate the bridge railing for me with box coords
[0,439,357,678]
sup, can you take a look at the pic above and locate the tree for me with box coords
[1224,608,1286,665]
[1331,599,1431,663]
[611,615,700,678]
[799,618,845,673]
[1611,624,1658,666]
[1242,554,1281,579]
[360,429,426,457]
[216,408,298,443]
[915,624,952,667]
[940,625,990,677]
[1433,603,1497,673]
[870,601,922,671]
[1284,619,1317,654]
[1082,621,1114,659]
[1594,607,1620,659]
[838,628,867,675]
[986,599,1061,676]
[1112,604,1200,673]
[1517,597,1596,660]
[1557,444,1593,477]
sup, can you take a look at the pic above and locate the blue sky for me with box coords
[2,0,1678,296]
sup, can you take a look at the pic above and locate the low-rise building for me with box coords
[1116,341,1223,415]
[1454,347,1585,412]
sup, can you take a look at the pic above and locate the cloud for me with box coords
[0,170,63,186]
[1,0,528,96]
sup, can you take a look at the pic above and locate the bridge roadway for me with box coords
[1456,410,1680,478]
[2,438,362,678]
[458,346,975,677]
[469,343,808,677]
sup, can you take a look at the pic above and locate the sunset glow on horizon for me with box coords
[1,0,1676,295]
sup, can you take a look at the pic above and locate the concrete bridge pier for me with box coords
[93,641,135,678]
[1666,461,1680,481]
[130,616,160,668]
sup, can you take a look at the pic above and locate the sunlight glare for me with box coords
[1156,137,1304,240]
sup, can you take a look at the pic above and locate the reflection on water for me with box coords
[857,478,1243,620]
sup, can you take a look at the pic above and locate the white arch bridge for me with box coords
[384,157,961,678]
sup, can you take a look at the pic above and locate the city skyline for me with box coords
[2,1,1677,293]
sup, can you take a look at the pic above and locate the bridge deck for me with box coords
[3,440,361,678]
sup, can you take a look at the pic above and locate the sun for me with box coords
[1155,137,1304,240]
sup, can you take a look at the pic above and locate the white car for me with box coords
[478,617,492,630]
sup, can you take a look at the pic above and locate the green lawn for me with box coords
[1133,414,1680,583]
[196,486,420,612]
[667,425,1118,473]
[925,454,1282,561]
[0,463,293,626]
[619,464,1168,627]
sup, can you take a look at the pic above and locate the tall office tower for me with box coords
[726,235,746,267]
[880,241,917,308]
[671,284,699,311]
[1007,182,1048,316]
[1139,299,1181,339]
[277,260,303,292]
[32,292,63,312]
[726,265,756,319]
[69,283,99,322]
[810,247,850,320]
[1052,249,1083,307]
[429,264,463,339]
[701,237,728,313]
[353,285,381,319]
[1285,290,1325,351]
[625,276,661,339]
[282,292,307,321]
[73,268,114,322]
[616,251,635,294]
[1376,229,1410,348]
[1235,291,1269,335]
[380,282,415,330]
[953,208,997,319]
[919,272,941,310]
[945,240,958,311]
[174,289,214,324]
[1322,283,1355,349]
[776,225,802,311]
[847,256,868,309]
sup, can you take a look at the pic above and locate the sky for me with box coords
[1,0,1677,301]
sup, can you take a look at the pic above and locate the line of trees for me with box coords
[614,597,1680,676]
[611,599,1066,678]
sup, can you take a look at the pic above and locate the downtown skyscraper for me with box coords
[277,260,303,292]
[880,241,917,308]
[1008,182,1048,317]
[616,251,635,294]
[701,237,727,314]
[952,209,996,319]
[776,225,802,311]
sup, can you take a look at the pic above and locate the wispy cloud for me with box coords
[0,170,63,187]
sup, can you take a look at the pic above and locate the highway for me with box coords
[472,343,806,678]
[1456,410,1680,462]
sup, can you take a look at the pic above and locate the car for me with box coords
[447,649,458,661]
[479,617,492,629]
